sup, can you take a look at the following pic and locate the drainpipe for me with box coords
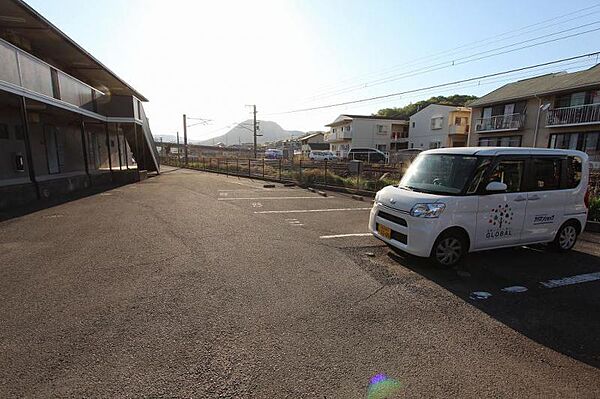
[532,95,542,148]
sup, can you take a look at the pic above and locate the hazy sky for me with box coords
[27,0,600,140]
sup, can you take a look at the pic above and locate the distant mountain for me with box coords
[197,120,304,146]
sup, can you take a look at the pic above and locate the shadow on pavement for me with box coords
[387,244,600,369]
[0,181,136,223]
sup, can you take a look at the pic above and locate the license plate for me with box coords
[377,224,392,239]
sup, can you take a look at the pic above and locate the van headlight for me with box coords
[374,191,382,203]
[410,203,446,218]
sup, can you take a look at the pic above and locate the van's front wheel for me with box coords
[552,221,579,252]
[431,232,466,267]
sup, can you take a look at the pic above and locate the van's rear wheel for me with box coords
[431,232,466,267]
[552,221,579,252]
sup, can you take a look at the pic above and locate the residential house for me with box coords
[299,131,328,157]
[0,0,159,210]
[408,104,471,149]
[468,65,600,168]
[324,114,408,158]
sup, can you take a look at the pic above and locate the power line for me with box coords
[300,3,600,99]
[267,51,600,115]
[294,21,600,105]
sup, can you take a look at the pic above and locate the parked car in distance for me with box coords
[348,148,388,163]
[265,149,283,159]
[309,150,337,161]
[370,147,590,267]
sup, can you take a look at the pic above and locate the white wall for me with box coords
[349,118,394,150]
[409,104,456,149]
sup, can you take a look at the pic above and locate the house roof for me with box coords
[326,114,408,127]
[409,104,470,119]
[0,0,148,101]
[468,64,600,108]
[300,132,324,142]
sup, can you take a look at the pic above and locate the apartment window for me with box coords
[412,121,415,128]
[332,128,336,133]
[430,117,443,130]
[0,124,8,139]
[377,125,384,133]
[478,136,522,147]
[429,141,441,149]
[549,132,600,163]
[345,126,351,131]
[455,116,468,125]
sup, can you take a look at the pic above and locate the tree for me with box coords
[376,94,478,119]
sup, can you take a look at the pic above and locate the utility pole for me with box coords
[176,131,181,165]
[182,114,188,165]
[245,105,261,158]
[252,105,257,158]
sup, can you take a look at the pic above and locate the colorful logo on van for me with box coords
[488,204,513,229]
[486,203,514,240]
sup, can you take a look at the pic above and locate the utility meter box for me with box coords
[348,159,362,174]
[13,153,25,172]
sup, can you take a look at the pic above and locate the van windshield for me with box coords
[399,154,481,195]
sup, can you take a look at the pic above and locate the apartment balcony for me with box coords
[0,37,140,119]
[546,103,600,127]
[448,124,470,135]
[475,113,525,133]
[390,133,408,142]
[324,130,352,142]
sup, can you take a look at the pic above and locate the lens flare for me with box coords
[367,373,402,399]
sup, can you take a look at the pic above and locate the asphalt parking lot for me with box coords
[1,165,599,398]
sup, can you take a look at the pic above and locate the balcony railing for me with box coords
[546,103,600,127]
[475,113,525,133]
[0,37,142,120]
[391,133,408,141]
[448,124,469,135]
[325,130,352,142]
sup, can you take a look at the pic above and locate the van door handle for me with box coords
[528,195,541,201]
[513,196,526,202]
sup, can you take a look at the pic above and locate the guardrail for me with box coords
[160,156,404,192]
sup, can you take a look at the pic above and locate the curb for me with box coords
[351,194,364,201]
[263,184,276,188]
[317,190,328,197]
[585,220,600,233]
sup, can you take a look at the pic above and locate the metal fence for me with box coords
[160,156,404,193]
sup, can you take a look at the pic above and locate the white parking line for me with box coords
[540,272,600,288]
[254,207,371,214]
[319,233,372,239]
[219,196,332,201]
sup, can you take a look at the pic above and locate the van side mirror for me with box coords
[485,181,507,192]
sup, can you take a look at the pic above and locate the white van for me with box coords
[369,147,590,266]
[309,150,336,161]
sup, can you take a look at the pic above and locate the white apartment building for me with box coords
[408,104,471,149]
[324,114,408,158]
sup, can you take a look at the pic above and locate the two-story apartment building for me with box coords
[408,104,471,149]
[0,0,159,210]
[324,114,408,158]
[468,65,600,168]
